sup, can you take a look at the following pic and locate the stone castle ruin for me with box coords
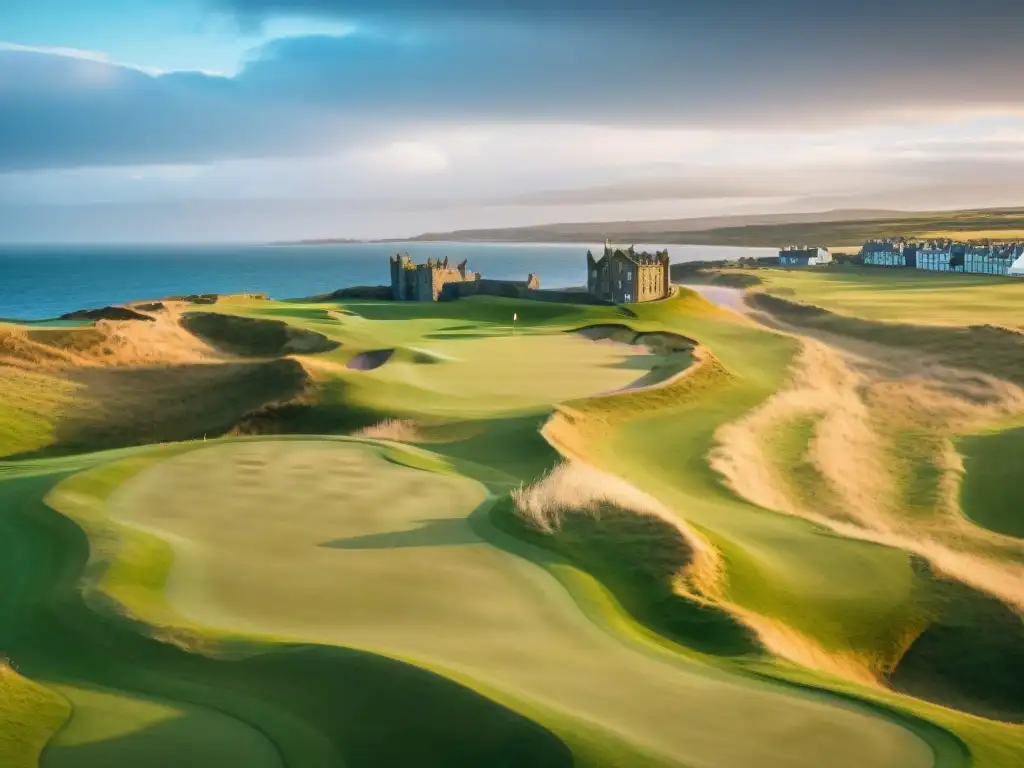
[389,254,478,301]
[390,254,541,302]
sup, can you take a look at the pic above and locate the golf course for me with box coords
[1,270,1023,767]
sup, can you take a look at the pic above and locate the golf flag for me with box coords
[513,313,518,321]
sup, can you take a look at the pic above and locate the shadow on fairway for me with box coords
[321,518,481,550]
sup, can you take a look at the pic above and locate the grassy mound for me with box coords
[890,572,1024,723]
[181,312,339,357]
[1,360,309,459]
[492,495,758,657]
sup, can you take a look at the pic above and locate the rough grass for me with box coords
[504,464,754,655]
[749,292,1024,385]
[1,360,310,460]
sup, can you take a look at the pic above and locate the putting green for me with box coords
[106,439,933,768]
[349,333,656,415]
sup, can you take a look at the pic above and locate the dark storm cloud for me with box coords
[3,0,1024,170]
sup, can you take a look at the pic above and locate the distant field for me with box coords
[739,266,1024,326]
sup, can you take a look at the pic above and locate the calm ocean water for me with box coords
[0,241,774,321]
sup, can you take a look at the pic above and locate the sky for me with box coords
[2,0,1024,242]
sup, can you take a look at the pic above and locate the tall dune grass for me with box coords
[511,461,723,599]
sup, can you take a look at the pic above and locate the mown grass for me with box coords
[0,455,577,768]
[959,426,1024,538]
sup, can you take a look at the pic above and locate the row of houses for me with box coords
[861,239,1024,276]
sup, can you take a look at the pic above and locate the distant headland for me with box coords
[274,206,1024,253]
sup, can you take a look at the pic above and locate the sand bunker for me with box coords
[575,324,697,392]
[346,349,395,371]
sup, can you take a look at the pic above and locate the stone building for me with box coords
[389,254,478,301]
[862,240,915,267]
[389,254,544,301]
[586,243,671,304]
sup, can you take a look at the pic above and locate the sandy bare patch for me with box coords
[346,349,395,371]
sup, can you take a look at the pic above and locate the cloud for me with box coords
[3,0,1024,173]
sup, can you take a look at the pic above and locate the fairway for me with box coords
[101,439,932,768]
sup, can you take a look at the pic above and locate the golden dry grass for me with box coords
[910,229,1024,241]
[710,337,1024,620]
[353,419,424,442]
[511,460,724,600]
[1,309,215,371]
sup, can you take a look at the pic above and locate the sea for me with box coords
[0,242,775,321]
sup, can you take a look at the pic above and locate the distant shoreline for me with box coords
[272,206,1024,251]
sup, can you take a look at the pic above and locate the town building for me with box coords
[915,241,967,272]
[862,240,916,267]
[778,246,832,266]
[586,243,671,304]
[963,244,1024,276]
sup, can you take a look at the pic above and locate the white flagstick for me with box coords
[513,312,518,336]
